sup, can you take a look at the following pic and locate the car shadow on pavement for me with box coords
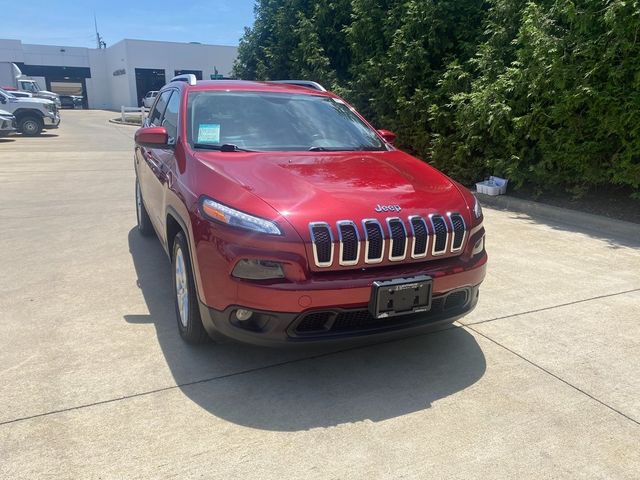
[125,228,487,431]
[505,212,640,250]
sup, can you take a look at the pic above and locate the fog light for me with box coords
[232,259,285,280]
[235,309,254,321]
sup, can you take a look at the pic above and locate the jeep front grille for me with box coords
[309,214,466,268]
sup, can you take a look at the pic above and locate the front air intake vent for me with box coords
[337,221,360,266]
[430,215,449,255]
[387,218,407,261]
[309,222,334,267]
[448,213,466,252]
[409,216,429,258]
[362,219,384,264]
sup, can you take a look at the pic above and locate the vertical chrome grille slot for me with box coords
[387,217,407,261]
[429,214,449,256]
[309,222,334,267]
[362,219,385,264]
[337,220,360,266]
[448,212,466,253]
[409,216,429,258]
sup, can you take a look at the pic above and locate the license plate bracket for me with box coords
[368,275,432,319]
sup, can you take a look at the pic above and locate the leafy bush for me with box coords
[234,0,640,196]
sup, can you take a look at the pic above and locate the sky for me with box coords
[3,0,256,48]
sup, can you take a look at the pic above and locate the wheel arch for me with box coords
[12,108,45,121]
[165,208,187,256]
[166,206,205,304]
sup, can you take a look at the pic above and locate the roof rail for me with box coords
[270,80,327,92]
[170,74,197,86]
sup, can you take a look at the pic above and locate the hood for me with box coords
[195,150,470,232]
[36,90,59,98]
[12,97,54,107]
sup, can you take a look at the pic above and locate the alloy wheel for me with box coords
[174,246,189,328]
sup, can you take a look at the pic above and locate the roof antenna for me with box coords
[94,14,107,49]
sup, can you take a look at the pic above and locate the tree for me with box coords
[234,0,640,196]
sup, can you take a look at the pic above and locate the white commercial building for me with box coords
[0,38,238,109]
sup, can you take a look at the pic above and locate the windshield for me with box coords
[186,91,386,152]
[19,81,39,93]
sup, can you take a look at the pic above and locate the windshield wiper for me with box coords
[308,145,384,152]
[193,143,256,152]
[308,146,357,152]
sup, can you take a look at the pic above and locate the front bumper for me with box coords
[44,114,60,128]
[199,282,482,346]
[0,116,16,136]
[192,210,487,345]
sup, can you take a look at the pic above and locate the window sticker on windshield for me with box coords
[197,124,220,144]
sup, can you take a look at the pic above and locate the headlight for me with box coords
[201,198,282,235]
[473,196,483,219]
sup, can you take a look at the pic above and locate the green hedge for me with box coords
[234,0,640,197]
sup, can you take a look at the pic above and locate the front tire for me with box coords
[19,116,43,136]
[172,232,210,344]
[135,178,154,236]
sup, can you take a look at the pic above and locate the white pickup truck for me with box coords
[0,62,60,107]
[0,88,60,136]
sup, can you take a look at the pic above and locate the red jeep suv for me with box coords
[134,75,487,345]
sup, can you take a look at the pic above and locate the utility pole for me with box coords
[94,14,107,49]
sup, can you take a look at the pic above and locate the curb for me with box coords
[108,119,141,127]
[476,193,640,242]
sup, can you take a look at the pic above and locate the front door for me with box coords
[136,90,172,230]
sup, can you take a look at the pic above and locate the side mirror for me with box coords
[0,97,4,104]
[135,126,169,148]
[377,129,397,145]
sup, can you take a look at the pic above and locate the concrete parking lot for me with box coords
[1,110,639,479]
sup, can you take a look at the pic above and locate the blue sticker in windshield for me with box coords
[197,124,220,144]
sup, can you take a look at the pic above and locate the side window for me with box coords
[162,91,180,143]
[148,90,171,126]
